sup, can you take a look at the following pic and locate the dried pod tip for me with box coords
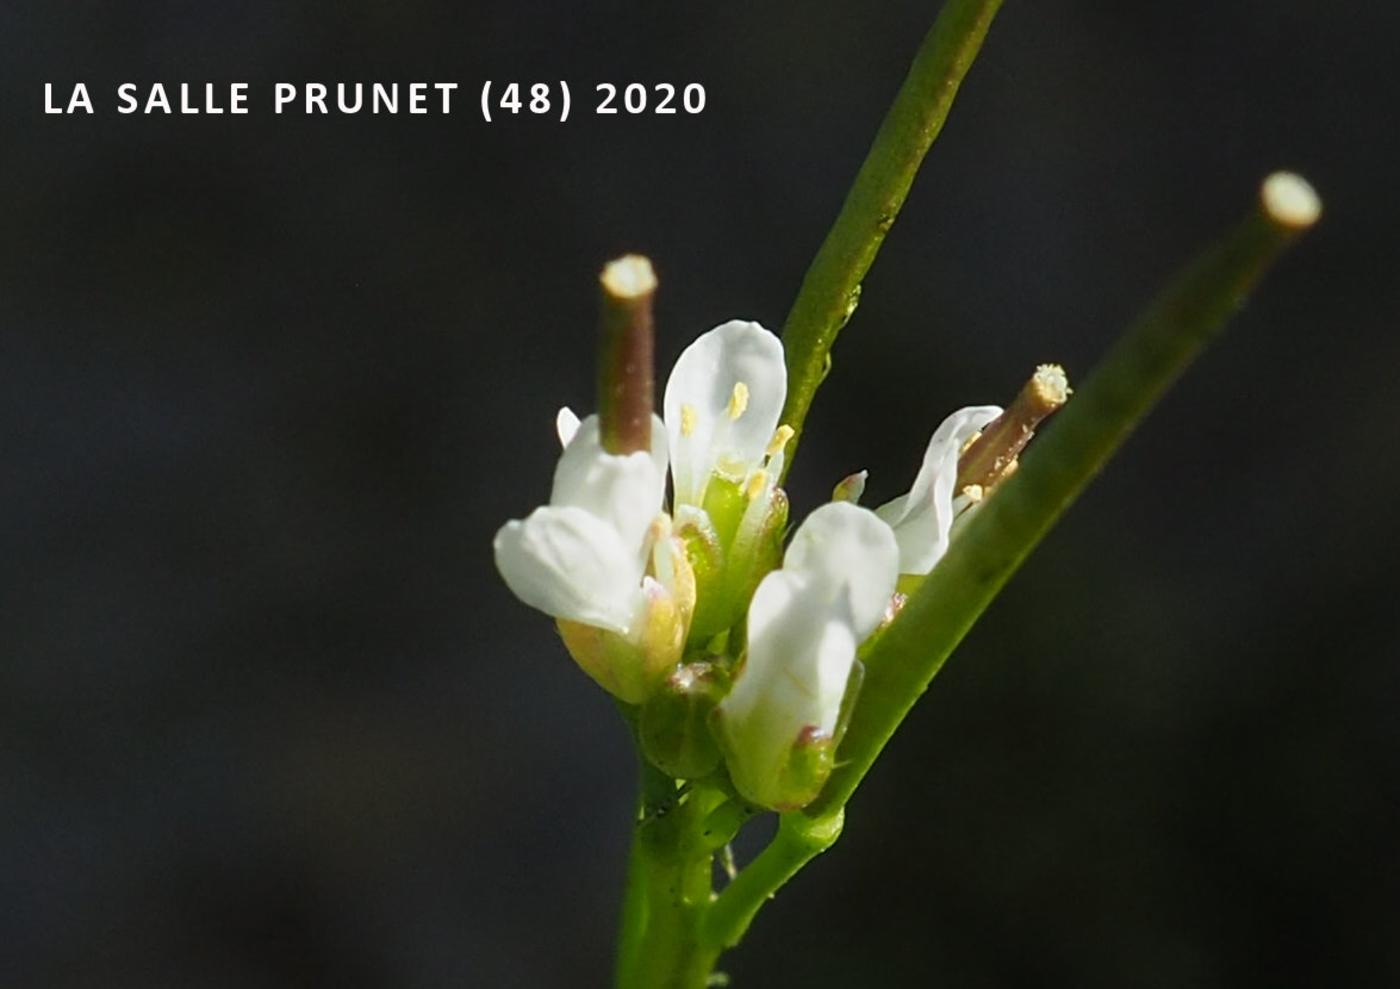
[1260,172,1321,231]
[957,364,1071,491]
[600,254,658,300]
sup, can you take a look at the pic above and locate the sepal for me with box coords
[639,661,729,780]
[556,563,692,705]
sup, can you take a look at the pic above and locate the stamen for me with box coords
[744,470,768,502]
[766,424,795,459]
[961,483,984,503]
[680,403,698,437]
[727,382,750,420]
[957,364,1070,491]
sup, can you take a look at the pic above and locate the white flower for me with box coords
[664,320,789,511]
[659,319,795,641]
[875,405,1002,575]
[493,412,670,637]
[493,318,791,699]
[499,319,788,624]
[716,501,899,810]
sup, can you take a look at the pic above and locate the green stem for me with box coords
[614,759,728,989]
[700,809,844,951]
[613,812,650,983]
[778,0,1005,471]
[808,174,1320,818]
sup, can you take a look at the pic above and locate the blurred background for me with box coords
[3,1,1397,986]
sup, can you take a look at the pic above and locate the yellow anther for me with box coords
[726,381,750,420]
[680,403,697,437]
[744,470,768,501]
[766,424,795,458]
[961,484,985,503]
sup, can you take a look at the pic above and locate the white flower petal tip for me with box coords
[549,414,668,552]
[664,320,787,508]
[555,407,581,448]
[876,405,1003,576]
[492,507,644,635]
[781,502,900,636]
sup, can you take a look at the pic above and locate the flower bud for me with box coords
[640,661,729,780]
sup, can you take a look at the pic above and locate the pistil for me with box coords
[597,254,658,454]
[956,364,1069,491]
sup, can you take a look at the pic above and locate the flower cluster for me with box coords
[494,258,1065,810]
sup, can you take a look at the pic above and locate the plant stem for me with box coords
[700,809,844,952]
[778,0,1005,472]
[808,173,1320,818]
[614,756,728,989]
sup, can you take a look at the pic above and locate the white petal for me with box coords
[550,414,668,552]
[719,569,859,803]
[876,405,1001,575]
[493,506,646,633]
[730,571,858,739]
[664,320,786,507]
[555,407,581,448]
[739,570,864,738]
[716,503,898,808]
[781,502,900,638]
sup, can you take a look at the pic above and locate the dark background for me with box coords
[4,2,1398,986]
